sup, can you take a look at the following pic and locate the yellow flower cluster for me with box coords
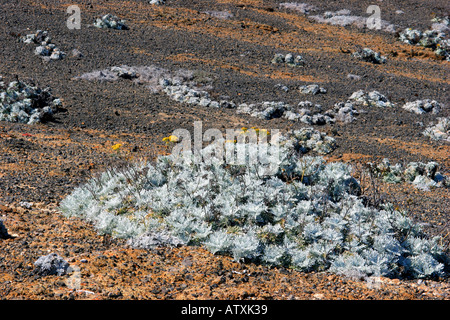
[239,127,270,136]
[111,143,122,151]
[162,135,179,144]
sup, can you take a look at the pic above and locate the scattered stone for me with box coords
[274,83,289,92]
[19,201,33,209]
[422,117,450,142]
[347,90,395,108]
[325,102,359,124]
[237,101,286,120]
[111,66,139,79]
[203,10,234,20]
[347,74,361,81]
[271,53,305,67]
[149,0,165,4]
[352,48,387,64]
[309,9,396,33]
[0,219,10,239]
[20,30,51,45]
[94,14,129,30]
[279,2,317,14]
[71,49,84,59]
[0,77,61,124]
[298,84,327,95]
[35,45,66,61]
[402,100,441,115]
[34,253,70,276]
[21,30,65,61]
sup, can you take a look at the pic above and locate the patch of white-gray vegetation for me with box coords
[127,230,184,249]
[60,132,448,279]
[298,84,327,95]
[281,128,338,155]
[237,100,341,126]
[399,17,449,61]
[0,219,10,239]
[77,65,339,125]
[325,102,359,124]
[34,253,70,276]
[203,10,234,20]
[347,90,395,108]
[422,118,450,143]
[402,100,442,115]
[274,83,290,92]
[347,74,362,81]
[93,14,129,30]
[0,76,62,124]
[352,48,387,64]
[71,49,84,59]
[75,65,196,92]
[237,101,287,120]
[279,2,317,14]
[309,8,396,33]
[20,30,65,61]
[271,53,306,67]
[367,159,448,190]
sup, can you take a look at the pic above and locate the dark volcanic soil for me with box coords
[0,0,449,300]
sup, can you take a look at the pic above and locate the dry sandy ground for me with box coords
[0,0,449,301]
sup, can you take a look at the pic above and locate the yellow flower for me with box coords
[112,143,122,151]
[241,127,248,132]
[259,129,270,136]
[163,135,179,144]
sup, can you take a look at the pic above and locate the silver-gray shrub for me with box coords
[60,139,448,279]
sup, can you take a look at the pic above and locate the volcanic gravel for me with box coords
[0,0,449,300]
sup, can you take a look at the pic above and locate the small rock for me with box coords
[0,219,11,239]
[352,48,387,64]
[34,253,69,276]
[298,84,327,95]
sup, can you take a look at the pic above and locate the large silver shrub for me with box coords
[60,137,448,279]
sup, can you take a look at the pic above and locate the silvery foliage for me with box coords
[60,136,448,279]
[238,101,338,126]
[93,14,129,30]
[271,53,306,67]
[20,30,65,61]
[280,128,337,155]
[347,90,395,108]
[399,17,449,61]
[203,10,234,20]
[327,90,394,124]
[308,8,396,32]
[422,117,450,143]
[367,159,448,190]
[279,2,317,15]
[0,77,61,124]
[34,253,69,276]
[402,100,441,115]
[352,48,387,64]
[298,84,327,95]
